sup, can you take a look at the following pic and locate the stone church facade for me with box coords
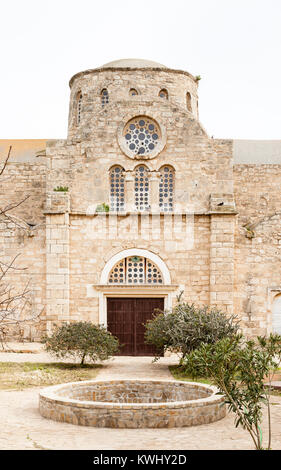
[1,58,281,353]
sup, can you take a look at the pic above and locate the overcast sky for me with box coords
[0,0,280,140]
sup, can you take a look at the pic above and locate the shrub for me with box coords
[96,203,109,212]
[183,334,281,450]
[53,186,69,192]
[43,321,119,365]
[144,302,240,362]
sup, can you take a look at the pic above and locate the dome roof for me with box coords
[69,59,196,88]
[101,58,167,69]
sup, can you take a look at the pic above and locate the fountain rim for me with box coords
[39,379,223,410]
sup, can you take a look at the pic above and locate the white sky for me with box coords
[0,0,280,140]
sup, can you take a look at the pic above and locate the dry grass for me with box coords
[169,365,212,384]
[169,365,281,400]
[0,362,102,390]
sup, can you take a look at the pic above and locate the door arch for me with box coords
[100,248,171,285]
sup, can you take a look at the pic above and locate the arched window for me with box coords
[77,92,82,124]
[159,166,175,212]
[272,294,281,334]
[186,92,192,112]
[101,88,109,107]
[134,165,150,211]
[129,88,138,96]
[159,89,168,99]
[108,256,163,284]
[109,166,125,212]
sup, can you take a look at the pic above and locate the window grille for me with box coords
[101,88,109,107]
[123,116,161,157]
[108,259,126,284]
[108,257,163,284]
[77,92,82,124]
[159,166,174,212]
[146,260,163,284]
[135,166,150,211]
[109,166,125,212]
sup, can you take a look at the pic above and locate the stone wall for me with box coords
[0,64,280,340]
[234,164,281,336]
[0,141,47,340]
[67,68,199,140]
[67,214,212,322]
[39,380,226,428]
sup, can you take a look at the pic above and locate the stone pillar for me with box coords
[124,171,135,212]
[150,171,160,213]
[209,214,235,314]
[45,194,70,332]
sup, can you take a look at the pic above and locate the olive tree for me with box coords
[43,321,120,365]
[144,302,240,363]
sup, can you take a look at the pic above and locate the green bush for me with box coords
[43,321,119,365]
[53,186,69,192]
[96,203,109,212]
[144,302,240,362]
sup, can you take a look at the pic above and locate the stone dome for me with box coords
[101,58,167,69]
[69,59,196,88]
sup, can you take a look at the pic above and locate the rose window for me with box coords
[123,117,161,156]
[108,257,163,284]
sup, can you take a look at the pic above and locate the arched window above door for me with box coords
[100,248,171,285]
[108,256,163,284]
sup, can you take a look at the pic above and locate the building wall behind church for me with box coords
[0,140,47,339]
[234,164,281,336]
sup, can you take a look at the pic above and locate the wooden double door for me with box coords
[107,297,164,356]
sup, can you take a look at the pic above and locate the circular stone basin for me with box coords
[39,380,226,428]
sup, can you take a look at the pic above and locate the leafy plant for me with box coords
[195,75,202,81]
[53,186,69,192]
[183,334,281,450]
[144,302,240,363]
[96,202,110,212]
[42,321,119,365]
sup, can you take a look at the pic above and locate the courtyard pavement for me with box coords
[0,343,281,450]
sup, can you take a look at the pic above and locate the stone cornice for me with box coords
[93,284,178,292]
[45,210,238,216]
[69,67,198,88]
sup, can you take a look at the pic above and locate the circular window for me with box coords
[119,116,165,159]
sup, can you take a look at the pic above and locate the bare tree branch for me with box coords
[0,146,43,348]
[0,145,11,176]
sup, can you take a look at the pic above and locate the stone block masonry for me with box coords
[39,380,226,428]
[0,60,280,341]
